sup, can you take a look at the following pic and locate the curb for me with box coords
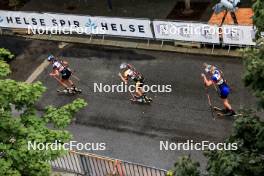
[4,33,242,57]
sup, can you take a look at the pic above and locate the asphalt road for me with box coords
[36,43,256,169]
[2,37,257,169]
[37,44,255,141]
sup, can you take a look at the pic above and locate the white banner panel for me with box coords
[0,10,153,38]
[222,25,256,46]
[153,21,220,44]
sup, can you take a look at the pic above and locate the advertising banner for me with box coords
[222,25,256,46]
[0,10,153,38]
[153,20,220,44]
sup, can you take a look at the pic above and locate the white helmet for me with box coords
[47,55,55,62]
[205,64,212,73]
[120,63,128,70]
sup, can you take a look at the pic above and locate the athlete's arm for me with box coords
[49,69,59,77]
[119,71,128,84]
[201,73,213,86]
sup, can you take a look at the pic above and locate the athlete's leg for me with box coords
[68,79,74,86]
[135,81,143,97]
[63,79,75,88]
[60,79,71,89]
[61,69,76,89]
[64,69,76,89]
[53,76,69,88]
[219,84,233,112]
[222,98,232,110]
[222,98,235,116]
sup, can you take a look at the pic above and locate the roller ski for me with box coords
[213,106,238,117]
[57,87,82,95]
[213,106,225,113]
[130,93,152,104]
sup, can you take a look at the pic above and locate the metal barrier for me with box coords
[0,10,257,48]
[51,151,168,176]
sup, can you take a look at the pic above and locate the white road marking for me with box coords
[26,42,69,83]
[25,59,50,83]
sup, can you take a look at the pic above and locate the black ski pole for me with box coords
[205,85,215,120]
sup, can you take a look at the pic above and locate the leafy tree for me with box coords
[167,111,264,176]
[242,44,264,109]
[206,109,264,176]
[0,48,15,62]
[167,155,200,176]
[205,2,264,172]
[0,58,87,175]
[168,1,264,173]
[252,0,264,39]
[0,60,11,77]
[243,0,264,108]
[242,0,264,108]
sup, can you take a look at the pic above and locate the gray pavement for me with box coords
[0,36,60,81]
[19,0,253,22]
[21,0,177,19]
[5,0,253,22]
[2,36,258,170]
[34,43,255,169]
[65,124,208,171]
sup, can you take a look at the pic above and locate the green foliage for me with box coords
[44,98,87,129]
[169,2,264,174]
[206,110,264,176]
[0,158,21,176]
[167,113,264,176]
[0,60,87,175]
[167,155,200,176]
[0,48,15,62]
[242,44,264,109]
[206,111,264,176]
[0,60,11,77]
[0,80,46,110]
[252,0,264,39]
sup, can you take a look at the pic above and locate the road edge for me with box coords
[3,33,242,58]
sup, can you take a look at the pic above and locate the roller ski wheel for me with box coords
[72,87,82,94]
[57,87,82,95]
[144,96,152,102]
[216,110,240,118]
[130,96,152,104]
[213,106,225,113]
[217,113,242,118]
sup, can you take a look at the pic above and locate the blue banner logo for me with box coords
[85,18,97,30]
